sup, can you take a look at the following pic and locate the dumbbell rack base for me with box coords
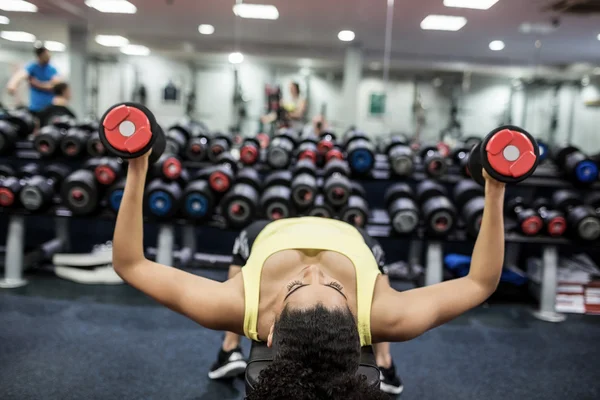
[0,216,70,289]
[531,245,567,323]
[0,215,27,288]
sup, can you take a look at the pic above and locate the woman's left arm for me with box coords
[371,174,506,343]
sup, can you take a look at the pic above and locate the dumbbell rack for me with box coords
[2,142,600,324]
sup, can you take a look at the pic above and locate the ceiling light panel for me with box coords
[85,0,137,14]
[0,30,36,42]
[95,34,129,47]
[233,4,279,20]
[421,15,467,31]
[443,0,499,10]
[0,1,38,12]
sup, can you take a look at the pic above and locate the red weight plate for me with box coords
[298,151,316,164]
[95,165,116,185]
[521,215,542,235]
[241,146,258,164]
[0,188,15,207]
[209,171,230,192]
[102,105,151,153]
[162,157,182,180]
[548,217,567,237]
[485,129,536,178]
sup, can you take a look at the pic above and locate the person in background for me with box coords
[6,46,61,119]
[37,82,76,127]
[282,81,307,133]
[261,81,307,134]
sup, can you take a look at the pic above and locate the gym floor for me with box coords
[1,268,599,400]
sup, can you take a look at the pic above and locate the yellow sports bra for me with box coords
[241,217,381,346]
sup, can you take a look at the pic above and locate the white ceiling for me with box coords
[2,0,600,71]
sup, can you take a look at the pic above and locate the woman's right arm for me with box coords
[113,153,244,333]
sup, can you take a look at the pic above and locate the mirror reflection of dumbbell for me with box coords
[452,180,485,239]
[416,180,456,236]
[0,165,20,208]
[552,190,600,241]
[552,145,599,185]
[450,145,471,178]
[343,130,376,176]
[185,133,211,162]
[384,183,420,235]
[339,182,370,228]
[505,197,543,236]
[467,126,539,186]
[260,171,294,221]
[266,130,297,170]
[323,159,352,209]
[317,131,338,159]
[221,168,262,228]
[381,136,414,178]
[19,163,70,212]
[291,159,318,211]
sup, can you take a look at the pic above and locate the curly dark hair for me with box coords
[245,304,388,400]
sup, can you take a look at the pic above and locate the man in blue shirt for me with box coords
[6,46,61,117]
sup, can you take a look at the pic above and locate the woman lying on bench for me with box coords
[112,151,505,399]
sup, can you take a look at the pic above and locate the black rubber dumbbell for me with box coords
[184,133,211,162]
[450,145,471,178]
[198,152,237,194]
[0,165,20,208]
[221,167,262,228]
[106,178,126,213]
[506,197,543,236]
[382,136,414,177]
[416,180,456,236]
[207,132,233,163]
[89,157,125,187]
[60,169,100,216]
[260,170,294,220]
[317,131,337,157]
[536,139,549,163]
[0,109,35,138]
[144,179,182,219]
[60,127,91,158]
[296,136,319,165]
[585,192,600,216]
[552,190,600,241]
[87,132,106,157]
[339,182,369,228]
[291,159,318,210]
[151,153,186,183]
[180,177,215,222]
[99,102,166,164]
[420,145,448,178]
[0,119,19,155]
[532,198,568,238]
[384,183,420,235]
[307,194,334,218]
[323,158,352,209]
[453,180,485,238]
[49,114,75,130]
[34,125,66,158]
[266,131,296,169]
[240,137,261,166]
[552,145,598,185]
[343,130,376,175]
[468,126,539,186]
[165,121,197,156]
[19,163,70,212]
